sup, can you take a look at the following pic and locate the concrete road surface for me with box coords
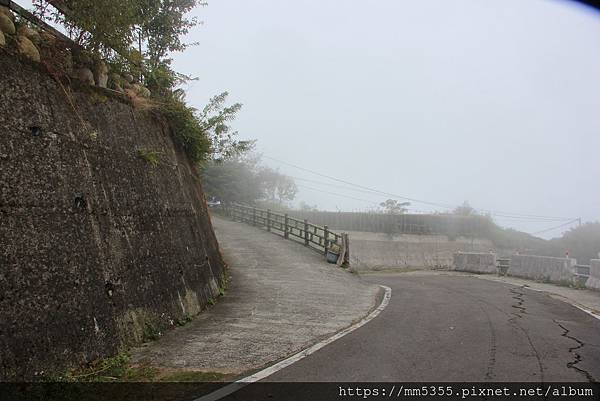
[130,216,380,374]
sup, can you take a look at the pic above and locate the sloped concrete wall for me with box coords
[509,255,577,284]
[586,260,600,291]
[452,252,497,273]
[0,52,225,379]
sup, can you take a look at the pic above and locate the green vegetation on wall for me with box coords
[32,0,248,164]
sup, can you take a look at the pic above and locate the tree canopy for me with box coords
[202,151,298,206]
[379,199,410,215]
[32,0,247,164]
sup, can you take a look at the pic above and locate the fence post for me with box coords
[284,214,289,239]
[304,219,309,246]
[344,233,350,265]
[267,209,271,232]
[323,225,329,255]
[253,207,257,226]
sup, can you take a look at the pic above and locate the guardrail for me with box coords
[219,203,350,266]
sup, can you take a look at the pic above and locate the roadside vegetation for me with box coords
[52,352,230,382]
[202,148,299,208]
[31,0,250,164]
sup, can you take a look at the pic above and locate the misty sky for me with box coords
[171,0,600,238]
[20,0,599,237]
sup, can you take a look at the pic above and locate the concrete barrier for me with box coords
[509,255,577,284]
[452,252,497,274]
[586,260,600,291]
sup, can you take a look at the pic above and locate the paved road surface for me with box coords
[130,216,380,373]
[256,273,600,383]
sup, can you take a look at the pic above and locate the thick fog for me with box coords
[172,0,600,238]
[18,0,598,237]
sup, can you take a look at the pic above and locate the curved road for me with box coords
[260,273,600,382]
[211,272,600,392]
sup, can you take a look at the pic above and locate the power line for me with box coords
[295,177,565,222]
[264,155,576,222]
[294,176,569,222]
[529,219,579,236]
[291,176,394,198]
[264,155,457,209]
[490,215,574,223]
[295,184,380,205]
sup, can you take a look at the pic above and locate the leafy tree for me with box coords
[32,0,248,164]
[453,201,475,216]
[379,199,410,215]
[257,168,298,205]
[544,222,600,264]
[33,0,200,63]
[138,0,201,70]
[202,158,262,204]
[202,152,297,205]
[299,202,319,212]
[33,0,139,56]
[199,92,252,162]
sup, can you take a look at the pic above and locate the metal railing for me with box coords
[219,203,350,266]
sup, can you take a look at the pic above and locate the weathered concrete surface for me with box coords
[510,255,577,284]
[452,252,496,273]
[587,259,600,291]
[0,52,224,380]
[347,231,493,270]
[131,216,380,374]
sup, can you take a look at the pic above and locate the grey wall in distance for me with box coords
[0,53,225,380]
[347,231,493,270]
[291,210,491,237]
[452,252,497,274]
[451,252,599,289]
[509,255,577,284]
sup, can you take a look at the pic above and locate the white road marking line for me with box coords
[516,286,600,320]
[574,305,600,321]
[193,285,392,401]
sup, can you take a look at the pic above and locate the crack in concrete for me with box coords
[553,319,596,382]
[508,286,545,382]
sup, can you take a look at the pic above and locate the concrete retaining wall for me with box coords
[452,252,497,273]
[0,53,225,379]
[586,260,600,291]
[348,231,493,270]
[509,255,577,284]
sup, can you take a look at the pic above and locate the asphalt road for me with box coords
[232,274,600,385]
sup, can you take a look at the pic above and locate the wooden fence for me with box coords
[220,203,350,266]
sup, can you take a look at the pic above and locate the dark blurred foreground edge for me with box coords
[573,0,600,11]
[0,382,598,401]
